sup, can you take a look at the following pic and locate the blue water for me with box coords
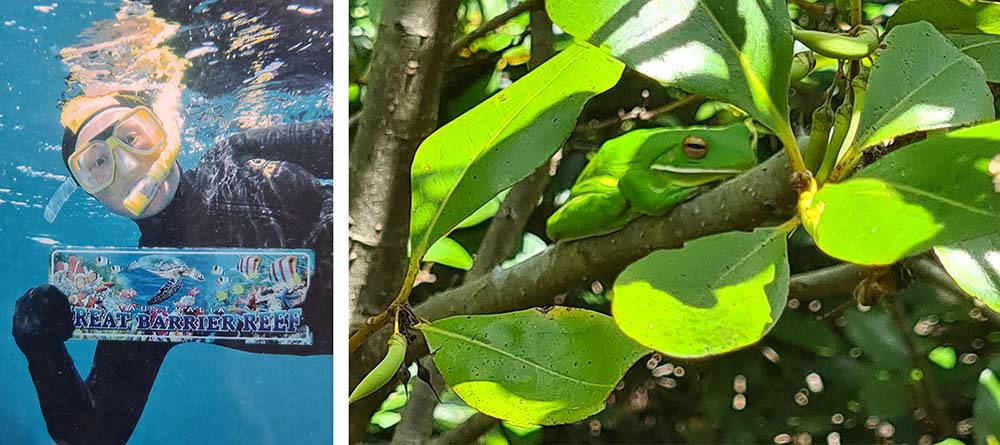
[0,2,332,443]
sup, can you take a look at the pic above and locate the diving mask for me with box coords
[67,106,178,216]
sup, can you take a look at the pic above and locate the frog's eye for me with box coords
[683,136,708,159]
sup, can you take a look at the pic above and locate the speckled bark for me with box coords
[348,0,461,441]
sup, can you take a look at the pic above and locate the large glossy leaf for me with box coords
[934,234,1000,312]
[854,22,994,150]
[888,0,1000,35]
[612,227,789,358]
[947,33,1000,83]
[419,307,649,425]
[410,43,623,263]
[546,0,794,135]
[803,121,1000,265]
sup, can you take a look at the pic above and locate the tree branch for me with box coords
[349,0,463,440]
[451,0,544,55]
[572,95,703,135]
[349,0,462,330]
[350,153,799,439]
[468,5,555,278]
[411,11,556,443]
[391,358,445,445]
[430,413,501,445]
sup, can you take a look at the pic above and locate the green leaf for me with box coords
[976,367,1000,445]
[410,43,623,264]
[768,308,841,357]
[546,0,794,135]
[368,0,383,28]
[854,22,994,150]
[424,237,474,270]
[612,227,789,358]
[934,234,1000,313]
[929,346,958,369]
[803,121,1000,265]
[418,307,649,425]
[501,232,547,269]
[947,33,1000,83]
[842,309,910,370]
[888,0,1000,35]
[935,439,967,445]
[455,189,509,229]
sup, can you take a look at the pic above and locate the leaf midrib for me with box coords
[887,180,1000,219]
[859,54,968,147]
[420,324,614,389]
[956,39,1000,52]
[711,229,783,288]
[695,2,785,129]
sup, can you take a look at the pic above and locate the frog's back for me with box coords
[571,128,688,193]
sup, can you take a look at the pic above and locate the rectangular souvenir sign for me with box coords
[49,247,314,345]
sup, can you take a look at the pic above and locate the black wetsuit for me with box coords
[12,121,332,445]
[148,0,333,96]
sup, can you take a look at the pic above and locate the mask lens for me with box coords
[72,141,115,192]
[114,108,165,154]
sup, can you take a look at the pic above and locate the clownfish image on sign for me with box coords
[236,255,261,279]
[269,255,303,286]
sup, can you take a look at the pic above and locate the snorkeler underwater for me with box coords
[0,1,333,444]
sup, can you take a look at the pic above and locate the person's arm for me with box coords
[13,286,172,445]
[219,120,333,178]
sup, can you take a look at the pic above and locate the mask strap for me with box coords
[44,178,79,223]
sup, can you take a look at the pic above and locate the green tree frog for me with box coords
[546,122,758,241]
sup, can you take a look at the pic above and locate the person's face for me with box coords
[72,106,180,219]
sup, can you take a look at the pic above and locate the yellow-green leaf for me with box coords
[419,307,649,425]
[410,43,623,265]
[613,227,789,358]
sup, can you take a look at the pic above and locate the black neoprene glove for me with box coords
[13,285,74,354]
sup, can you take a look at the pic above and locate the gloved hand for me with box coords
[13,285,74,354]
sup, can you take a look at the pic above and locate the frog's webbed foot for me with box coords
[618,170,697,216]
[546,192,632,241]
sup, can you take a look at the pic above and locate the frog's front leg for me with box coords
[546,190,632,241]
[618,170,697,216]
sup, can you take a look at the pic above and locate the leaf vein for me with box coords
[885,181,1000,219]
[860,57,966,146]
[420,325,615,389]
[711,229,783,288]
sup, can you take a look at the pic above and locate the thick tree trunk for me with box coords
[348,0,461,441]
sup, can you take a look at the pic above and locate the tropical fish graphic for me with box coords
[237,256,261,279]
[94,256,110,267]
[54,255,99,290]
[217,275,230,286]
[210,265,224,275]
[268,255,302,286]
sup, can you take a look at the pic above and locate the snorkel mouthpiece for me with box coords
[123,141,178,216]
[123,178,154,216]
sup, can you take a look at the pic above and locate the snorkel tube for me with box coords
[122,140,178,216]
